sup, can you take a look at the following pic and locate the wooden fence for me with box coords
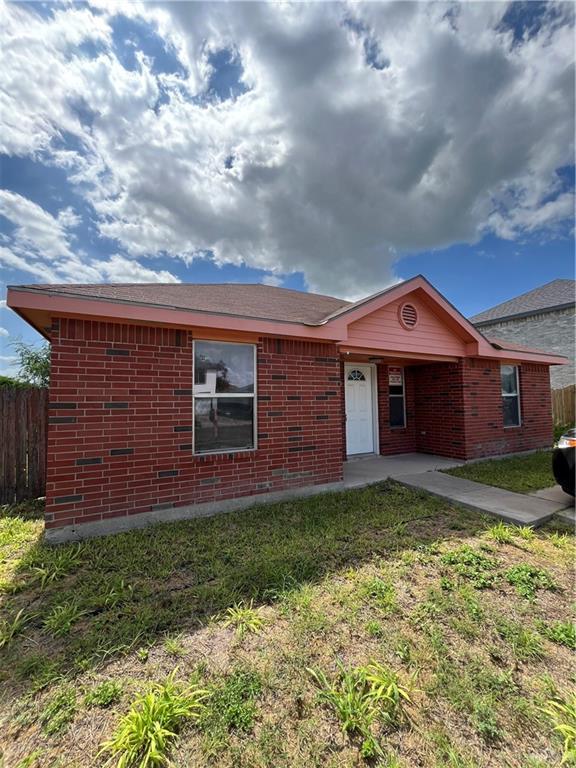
[552,384,575,427]
[0,387,48,504]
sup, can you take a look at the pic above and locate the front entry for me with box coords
[345,364,375,455]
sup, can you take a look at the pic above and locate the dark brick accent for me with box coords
[76,457,102,466]
[316,414,329,421]
[110,448,134,456]
[104,402,128,409]
[258,395,271,401]
[287,395,301,401]
[158,470,178,478]
[179,443,193,450]
[315,395,328,401]
[200,477,221,485]
[288,426,302,432]
[48,402,76,409]
[49,416,77,424]
[302,445,316,451]
[288,436,302,442]
[174,425,192,432]
[272,374,286,380]
[106,348,130,356]
[267,411,284,417]
[324,391,337,396]
[174,389,192,396]
[257,433,269,439]
[54,494,83,504]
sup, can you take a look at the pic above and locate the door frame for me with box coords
[344,362,380,457]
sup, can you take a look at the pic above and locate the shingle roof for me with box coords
[14,283,352,325]
[470,279,575,325]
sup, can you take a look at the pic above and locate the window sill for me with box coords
[193,447,257,459]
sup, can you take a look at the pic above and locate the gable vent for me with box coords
[399,302,418,330]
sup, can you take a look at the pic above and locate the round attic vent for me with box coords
[399,302,418,330]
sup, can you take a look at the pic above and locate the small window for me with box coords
[389,367,406,428]
[501,364,521,427]
[193,341,256,453]
[347,369,366,381]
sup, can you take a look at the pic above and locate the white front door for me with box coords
[345,365,374,455]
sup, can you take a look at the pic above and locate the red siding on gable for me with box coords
[45,319,343,529]
[347,295,467,356]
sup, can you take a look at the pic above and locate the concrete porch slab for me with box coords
[396,471,566,527]
[343,453,462,488]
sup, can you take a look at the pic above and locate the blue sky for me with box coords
[0,1,574,372]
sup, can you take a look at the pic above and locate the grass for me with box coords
[222,600,264,637]
[0,479,574,767]
[505,563,557,600]
[444,449,555,493]
[543,694,576,765]
[308,660,412,758]
[100,672,208,767]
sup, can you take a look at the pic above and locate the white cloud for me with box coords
[94,254,181,283]
[0,190,76,260]
[0,300,6,309]
[261,274,283,287]
[0,327,9,337]
[0,1,573,297]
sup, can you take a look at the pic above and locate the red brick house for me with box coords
[8,275,565,541]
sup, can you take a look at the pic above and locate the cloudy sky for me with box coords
[0,0,574,373]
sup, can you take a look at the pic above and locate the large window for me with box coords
[193,341,256,453]
[501,364,521,427]
[388,366,406,428]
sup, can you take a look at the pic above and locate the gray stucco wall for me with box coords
[475,306,575,389]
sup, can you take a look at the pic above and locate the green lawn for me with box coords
[444,450,556,493]
[1,482,574,768]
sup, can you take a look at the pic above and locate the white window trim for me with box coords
[192,340,258,455]
[389,367,407,430]
[501,364,521,429]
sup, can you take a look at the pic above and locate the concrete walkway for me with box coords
[531,485,575,526]
[343,453,573,527]
[396,472,569,527]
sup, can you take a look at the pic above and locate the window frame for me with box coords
[192,339,258,456]
[501,364,521,429]
[388,366,406,430]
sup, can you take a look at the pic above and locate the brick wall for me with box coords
[46,319,343,530]
[460,359,553,458]
[414,362,467,458]
[376,364,417,455]
[413,359,552,460]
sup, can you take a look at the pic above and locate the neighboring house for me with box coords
[8,275,566,541]
[470,279,575,390]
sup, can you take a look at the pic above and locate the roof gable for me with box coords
[346,291,469,356]
[331,275,487,350]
